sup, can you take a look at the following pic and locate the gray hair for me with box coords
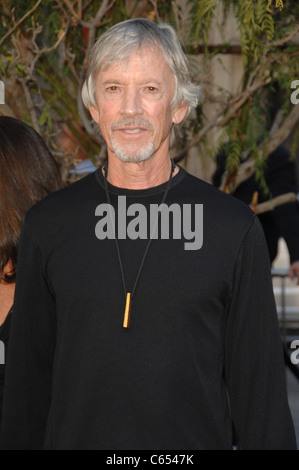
[81,18,200,117]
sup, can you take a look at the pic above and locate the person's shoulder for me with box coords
[181,169,263,250]
[182,169,254,221]
[24,170,99,230]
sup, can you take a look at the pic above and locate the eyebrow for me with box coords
[101,79,164,87]
[101,80,122,85]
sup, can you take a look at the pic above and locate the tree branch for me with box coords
[266,24,299,47]
[262,105,299,158]
[251,193,298,214]
[77,0,116,140]
[61,0,116,28]
[61,0,81,22]
[28,25,68,77]
[17,77,40,132]
[218,103,299,195]
[269,107,286,137]
[174,75,271,162]
[0,0,42,48]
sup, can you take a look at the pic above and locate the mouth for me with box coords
[112,119,153,135]
[122,127,145,134]
[114,127,148,138]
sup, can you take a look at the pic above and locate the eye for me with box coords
[146,86,157,92]
[106,86,119,92]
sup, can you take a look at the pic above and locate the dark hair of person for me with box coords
[0,116,63,283]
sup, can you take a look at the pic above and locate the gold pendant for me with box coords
[123,292,131,328]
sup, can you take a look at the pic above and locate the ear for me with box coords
[172,102,188,125]
[89,105,100,124]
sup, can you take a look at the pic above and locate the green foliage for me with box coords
[189,0,299,182]
[190,0,281,66]
[0,0,133,168]
[252,143,270,198]
[190,0,217,47]
[0,0,298,183]
[0,0,186,174]
[225,138,242,175]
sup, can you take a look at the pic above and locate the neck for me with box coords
[103,154,178,189]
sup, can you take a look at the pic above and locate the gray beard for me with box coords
[109,117,155,163]
[110,137,155,163]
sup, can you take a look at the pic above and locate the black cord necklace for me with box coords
[103,159,176,328]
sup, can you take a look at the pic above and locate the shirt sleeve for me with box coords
[224,216,297,450]
[0,220,56,450]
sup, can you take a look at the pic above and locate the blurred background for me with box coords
[0,0,298,182]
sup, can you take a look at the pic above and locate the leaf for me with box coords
[15,63,27,75]
[0,56,6,75]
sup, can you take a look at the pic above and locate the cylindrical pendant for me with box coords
[123,292,131,328]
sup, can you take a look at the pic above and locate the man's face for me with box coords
[89,46,187,163]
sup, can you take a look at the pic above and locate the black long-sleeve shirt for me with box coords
[0,309,12,427]
[0,167,296,449]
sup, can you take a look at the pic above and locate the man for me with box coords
[0,18,296,450]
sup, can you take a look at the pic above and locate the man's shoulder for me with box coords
[181,170,261,253]
[183,170,254,221]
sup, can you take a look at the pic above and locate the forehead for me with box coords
[97,45,174,83]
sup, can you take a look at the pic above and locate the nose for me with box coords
[120,87,143,117]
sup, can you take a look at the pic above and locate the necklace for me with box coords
[103,159,176,328]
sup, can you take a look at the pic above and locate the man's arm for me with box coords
[224,216,297,450]
[0,220,56,450]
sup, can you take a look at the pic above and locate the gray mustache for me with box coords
[111,119,153,130]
